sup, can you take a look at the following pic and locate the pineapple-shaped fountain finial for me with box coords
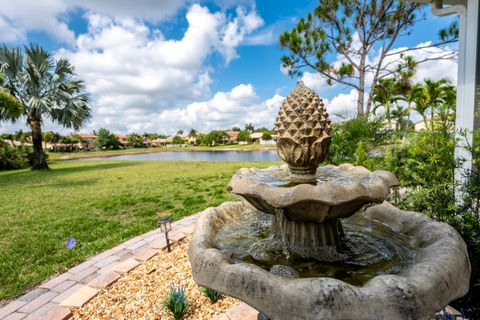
[274,81,331,180]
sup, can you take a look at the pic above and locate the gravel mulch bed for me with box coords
[71,237,240,319]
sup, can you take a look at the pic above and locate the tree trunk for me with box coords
[28,116,49,170]
[357,55,366,117]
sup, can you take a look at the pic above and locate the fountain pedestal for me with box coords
[271,212,345,251]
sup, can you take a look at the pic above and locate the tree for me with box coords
[95,128,120,150]
[237,131,252,142]
[43,131,62,147]
[231,126,241,131]
[127,133,145,148]
[280,1,458,116]
[244,123,254,133]
[262,131,272,140]
[188,129,198,138]
[0,91,23,121]
[423,78,450,131]
[177,129,184,136]
[372,77,397,127]
[0,44,90,169]
[203,130,228,146]
[172,135,185,144]
[14,130,30,144]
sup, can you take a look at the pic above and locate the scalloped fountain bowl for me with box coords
[226,163,400,259]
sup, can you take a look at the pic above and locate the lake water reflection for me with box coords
[80,150,281,162]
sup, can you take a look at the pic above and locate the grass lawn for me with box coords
[47,144,275,161]
[0,160,278,301]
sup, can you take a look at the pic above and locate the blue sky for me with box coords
[0,0,458,134]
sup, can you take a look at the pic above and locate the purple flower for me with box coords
[66,236,77,250]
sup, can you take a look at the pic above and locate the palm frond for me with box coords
[50,92,91,130]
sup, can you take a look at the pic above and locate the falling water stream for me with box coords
[214,207,416,286]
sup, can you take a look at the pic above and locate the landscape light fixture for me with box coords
[157,216,173,252]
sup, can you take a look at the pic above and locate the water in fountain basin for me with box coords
[243,165,374,187]
[214,206,416,286]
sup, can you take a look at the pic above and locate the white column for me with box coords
[454,0,478,184]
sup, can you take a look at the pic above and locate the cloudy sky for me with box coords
[0,0,458,135]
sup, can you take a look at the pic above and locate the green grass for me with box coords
[47,144,275,161]
[0,160,278,301]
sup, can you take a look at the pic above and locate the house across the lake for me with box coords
[78,133,97,150]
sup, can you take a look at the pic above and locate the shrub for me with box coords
[0,139,33,170]
[329,116,390,165]
[200,287,222,303]
[163,283,189,320]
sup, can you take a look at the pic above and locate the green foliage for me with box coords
[199,130,228,146]
[172,135,185,145]
[163,283,189,320]
[95,128,120,150]
[237,130,251,142]
[329,116,389,165]
[244,123,254,133]
[200,287,222,303]
[0,139,33,170]
[127,133,145,148]
[382,125,479,316]
[261,131,272,140]
[353,141,373,169]
[384,130,457,220]
[0,91,23,121]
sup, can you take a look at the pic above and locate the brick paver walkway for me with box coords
[0,213,200,320]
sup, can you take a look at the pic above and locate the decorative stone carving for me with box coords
[274,81,331,180]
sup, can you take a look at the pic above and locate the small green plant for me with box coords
[200,287,222,303]
[163,283,189,320]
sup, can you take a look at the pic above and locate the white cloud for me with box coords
[0,0,188,44]
[325,89,358,119]
[48,83,282,135]
[218,7,264,63]
[0,0,74,44]
[146,84,283,134]
[43,4,261,133]
[301,71,329,93]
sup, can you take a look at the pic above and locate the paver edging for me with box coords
[37,222,196,319]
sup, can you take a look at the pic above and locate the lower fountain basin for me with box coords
[188,201,470,320]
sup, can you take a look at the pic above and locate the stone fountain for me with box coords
[188,82,470,320]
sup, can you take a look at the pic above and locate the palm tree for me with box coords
[437,84,456,131]
[372,77,397,128]
[390,105,410,131]
[244,123,254,133]
[0,44,90,169]
[188,128,198,138]
[413,86,430,131]
[423,79,449,131]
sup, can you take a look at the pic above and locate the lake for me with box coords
[80,150,282,162]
